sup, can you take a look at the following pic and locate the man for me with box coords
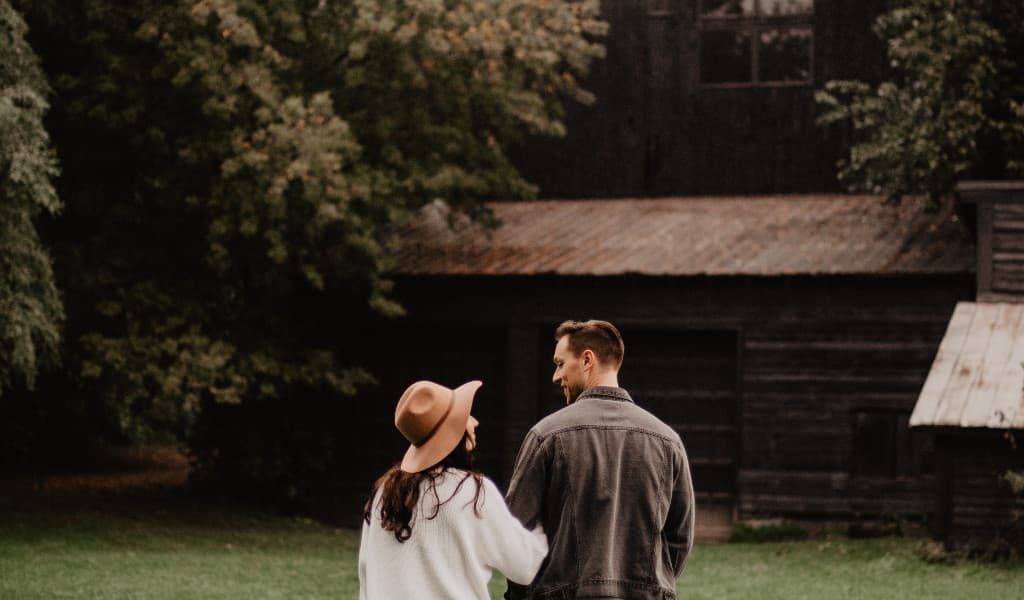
[505,319,695,600]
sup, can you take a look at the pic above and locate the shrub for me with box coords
[727,521,808,544]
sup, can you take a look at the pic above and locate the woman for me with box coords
[359,380,547,599]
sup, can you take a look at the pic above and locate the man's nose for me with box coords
[551,371,559,384]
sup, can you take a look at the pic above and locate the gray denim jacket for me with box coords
[505,387,695,600]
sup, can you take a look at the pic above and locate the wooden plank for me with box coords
[910,303,977,426]
[931,304,1001,426]
[961,304,1022,426]
[993,203,1024,219]
[986,306,1024,428]
[992,262,1024,293]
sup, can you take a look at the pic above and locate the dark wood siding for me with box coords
[512,0,890,197]
[619,328,739,503]
[937,433,1024,550]
[377,273,973,519]
[991,204,1024,295]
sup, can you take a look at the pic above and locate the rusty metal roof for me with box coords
[392,195,973,276]
[910,302,1024,430]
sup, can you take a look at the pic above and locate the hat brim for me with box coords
[400,380,481,473]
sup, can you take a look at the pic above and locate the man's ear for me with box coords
[582,349,596,369]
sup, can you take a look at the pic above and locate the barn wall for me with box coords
[991,204,1024,295]
[937,433,1024,550]
[512,0,890,197]
[365,273,973,519]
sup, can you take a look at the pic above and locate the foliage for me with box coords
[1007,470,1024,495]
[0,1,63,396]
[11,0,604,493]
[816,0,1024,205]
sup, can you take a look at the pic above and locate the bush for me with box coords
[727,521,808,543]
[846,516,904,539]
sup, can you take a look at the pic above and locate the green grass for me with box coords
[2,502,1024,599]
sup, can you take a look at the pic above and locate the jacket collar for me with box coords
[577,386,633,403]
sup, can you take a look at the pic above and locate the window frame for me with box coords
[850,409,934,480]
[697,0,816,89]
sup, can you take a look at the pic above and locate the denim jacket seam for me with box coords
[543,424,680,445]
[553,434,582,579]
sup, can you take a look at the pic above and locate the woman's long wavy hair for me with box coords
[363,431,485,542]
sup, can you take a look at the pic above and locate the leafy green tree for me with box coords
[0,1,63,396]
[15,0,605,449]
[816,0,1024,204]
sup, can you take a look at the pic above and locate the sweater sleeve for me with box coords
[358,520,370,600]
[473,477,549,585]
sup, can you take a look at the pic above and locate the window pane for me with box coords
[700,31,752,83]
[853,412,897,477]
[701,0,756,18]
[759,27,812,82]
[761,0,814,15]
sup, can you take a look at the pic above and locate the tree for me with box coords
[816,0,1024,205]
[0,1,63,396]
[14,0,604,474]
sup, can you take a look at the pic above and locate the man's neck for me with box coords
[586,371,619,390]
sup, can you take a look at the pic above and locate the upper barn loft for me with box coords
[512,0,891,197]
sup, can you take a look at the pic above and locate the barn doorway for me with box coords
[536,327,740,539]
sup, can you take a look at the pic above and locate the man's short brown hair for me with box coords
[554,319,625,369]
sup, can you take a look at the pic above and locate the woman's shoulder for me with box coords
[427,469,498,505]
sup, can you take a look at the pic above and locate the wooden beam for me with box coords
[957,180,1024,203]
[977,202,994,295]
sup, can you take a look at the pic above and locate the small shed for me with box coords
[910,182,1024,550]
[909,302,1024,549]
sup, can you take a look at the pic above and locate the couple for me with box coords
[359,320,695,599]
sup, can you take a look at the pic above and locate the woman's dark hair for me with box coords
[363,432,485,542]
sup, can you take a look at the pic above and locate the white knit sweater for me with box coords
[359,470,547,600]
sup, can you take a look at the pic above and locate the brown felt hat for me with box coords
[395,380,482,473]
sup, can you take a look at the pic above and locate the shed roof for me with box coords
[910,302,1024,430]
[392,195,973,276]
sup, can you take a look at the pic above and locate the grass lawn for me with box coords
[2,500,1024,600]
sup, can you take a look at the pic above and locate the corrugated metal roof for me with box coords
[392,195,973,276]
[910,302,1024,430]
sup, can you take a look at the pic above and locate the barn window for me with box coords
[852,411,934,478]
[699,0,814,86]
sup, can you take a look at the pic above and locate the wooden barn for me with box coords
[346,194,974,532]
[513,0,890,197]
[910,182,1024,551]
[338,0,1005,540]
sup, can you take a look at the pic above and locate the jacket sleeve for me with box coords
[505,429,551,529]
[474,478,549,585]
[504,429,553,599]
[664,440,696,577]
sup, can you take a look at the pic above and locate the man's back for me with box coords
[505,386,695,600]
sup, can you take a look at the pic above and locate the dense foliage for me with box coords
[816,0,1024,204]
[4,0,604,499]
[0,1,62,397]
